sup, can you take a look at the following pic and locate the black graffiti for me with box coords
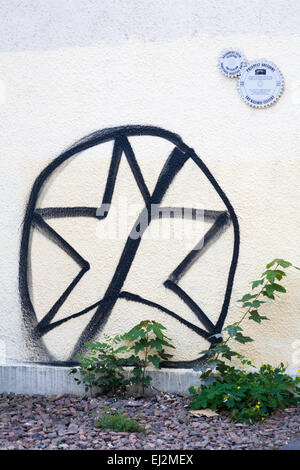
[19,125,240,367]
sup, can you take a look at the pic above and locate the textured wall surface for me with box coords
[0,1,299,373]
[1,0,300,51]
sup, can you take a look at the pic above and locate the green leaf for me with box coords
[149,338,163,352]
[199,346,221,357]
[152,322,166,330]
[262,269,286,283]
[132,341,146,354]
[235,332,254,344]
[266,260,275,268]
[252,300,266,307]
[160,352,173,360]
[266,259,292,269]
[271,283,286,293]
[248,310,269,323]
[114,346,129,354]
[222,349,240,360]
[252,279,264,289]
[123,328,142,341]
[238,294,257,303]
[224,325,243,337]
[141,376,152,387]
[243,300,266,308]
[262,284,276,299]
[148,354,161,368]
[161,340,176,349]
[152,323,163,340]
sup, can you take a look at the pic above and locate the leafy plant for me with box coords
[70,334,130,395]
[190,363,300,424]
[123,320,175,396]
[94,405,144,433]
[189,258,300,423]
[71,322,175,397]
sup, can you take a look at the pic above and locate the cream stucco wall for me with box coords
[0,1,299,372]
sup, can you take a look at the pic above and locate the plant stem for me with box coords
[215,263,279,360]
[142,329,149,396]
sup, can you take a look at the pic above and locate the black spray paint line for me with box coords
[188,149,240,333]
[168,211,231,283]
[96,138,123,218]
[19,125,240,367]
[119,291,211,340]
[36,206,227,221]
[32,206,229,337]
[36,207,98,219]
[163,280,215,333]
[71,146,190,357]
[120,136,151,204]
[19,126,178,361]
[31,213,90,338]
[38,297,106,335]
[33,207,229,339]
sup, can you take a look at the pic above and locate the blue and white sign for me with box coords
[219,49,246,78]
[238,60,284,108]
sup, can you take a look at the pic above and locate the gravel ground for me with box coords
[0,393,299,450]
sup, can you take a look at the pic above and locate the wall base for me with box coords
[0,363,202,396]
[1,363,298,397]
